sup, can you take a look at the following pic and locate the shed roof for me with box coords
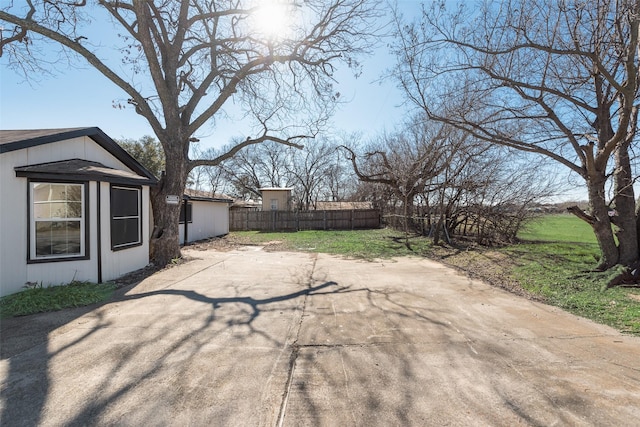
[184,188,233,203]
[0,127,158,184]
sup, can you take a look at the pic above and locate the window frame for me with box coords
[28,180,89,263]
[110,185,143,251]
[179,201,193,224]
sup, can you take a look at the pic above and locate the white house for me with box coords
[179,189,232,244]
[0,127,157,297]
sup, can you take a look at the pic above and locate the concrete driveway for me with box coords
[1,247,639,426]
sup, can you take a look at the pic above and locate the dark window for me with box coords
[31,182,86,260]
[111,186,142,249]
[179,202,192,224]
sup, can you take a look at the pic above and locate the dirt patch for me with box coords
[426,243,543,301]
[112,263,162,289]
[187,235,245,251]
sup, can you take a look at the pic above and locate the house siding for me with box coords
[0,134,151,296]
[179,200,229,243]
[1,147,30,291]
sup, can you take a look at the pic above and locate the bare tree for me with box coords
[343,118,464,240]
[216,138,291,199]
[213,136,353,208]
[442,153,557,245]
[286,139,340,210]
[0,0,380,264]
[346,114,555,244]
[392,0,639,270]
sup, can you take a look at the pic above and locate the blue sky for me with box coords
[0,1,425,151]
[0,1,592,202]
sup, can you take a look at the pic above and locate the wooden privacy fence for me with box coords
[230,209,381,231]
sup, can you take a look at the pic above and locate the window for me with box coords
[179,202,192,224]
[111,186,142,249]
[270,199,278,210]
[31,182,86,260]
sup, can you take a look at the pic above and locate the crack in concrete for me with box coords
[276,254,317,427]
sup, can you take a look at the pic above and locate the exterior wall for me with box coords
[179,200,230,243]
[0,148,25,295]
[260,190,292,211]
[0,136,151,296]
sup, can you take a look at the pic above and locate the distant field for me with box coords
[518,214,597,244]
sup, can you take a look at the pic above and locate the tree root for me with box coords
[606,262,640,288]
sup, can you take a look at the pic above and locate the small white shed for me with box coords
[179,189,232,244]
[259,187,294,211]
[0,127,157,297]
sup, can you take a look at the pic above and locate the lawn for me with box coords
[518,213,597,243]
[506,214,639,335]
[227,228,433,259]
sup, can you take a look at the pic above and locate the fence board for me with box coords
[230,209,380,231]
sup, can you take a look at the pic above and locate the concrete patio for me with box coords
[1,246,639,426]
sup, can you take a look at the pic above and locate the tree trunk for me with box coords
[635,202,640,256]
[149,145,188,266]
[613,141,639,266]
[586,172,618,270]
[402,194,414,248]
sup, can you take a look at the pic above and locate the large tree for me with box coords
[392,0,639,270]
[1,0,379,264]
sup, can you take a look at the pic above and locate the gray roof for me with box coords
[15,159,156,186]
[184,188,233,203]
[0,128,89,146]
[0,127,158,184]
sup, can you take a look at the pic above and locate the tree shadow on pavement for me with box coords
[119,280,346,327]
[0,279,350,427]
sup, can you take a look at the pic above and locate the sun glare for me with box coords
[252,1,293,40]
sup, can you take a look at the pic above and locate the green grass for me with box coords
[509,215,640,334]
[232,229,433,259]
[0,281,116,318]
[518,213,597,243]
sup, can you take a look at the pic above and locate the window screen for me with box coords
[111,186,141,249]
